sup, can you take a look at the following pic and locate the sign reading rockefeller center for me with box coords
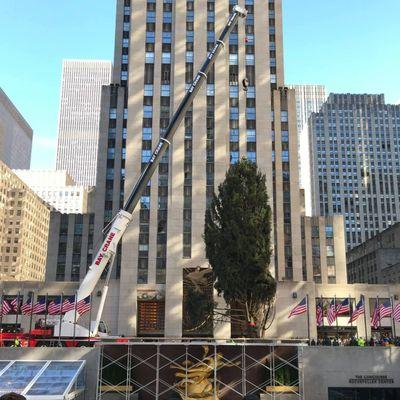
[349,375,394,385]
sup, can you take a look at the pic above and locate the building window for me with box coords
[325,225,334,238]
[326,245,335,257]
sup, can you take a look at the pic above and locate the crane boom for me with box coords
[63,5,247,329]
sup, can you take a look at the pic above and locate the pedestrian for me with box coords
[0,393,27,400]
[369,337,375,347]
[322,333,331,346]
[383,336,390,346]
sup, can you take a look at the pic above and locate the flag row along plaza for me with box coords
[0,293,91,317]
[0,281,400,400]
[289,295,400,327]
[0,292,93,347]
[0,281,399,343]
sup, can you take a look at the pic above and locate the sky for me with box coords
[0,0,399,170]
[0,1,116,170]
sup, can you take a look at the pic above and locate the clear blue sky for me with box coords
[0,1,116,170]
[0,0,399,170]
[283,0,400,101]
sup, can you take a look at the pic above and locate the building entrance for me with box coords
[328,387,400,400]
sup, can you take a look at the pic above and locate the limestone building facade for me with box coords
[43,0,350,337]
[302,215,346,284]
[308,94,400,249]
[0,88,32,169]
[0,161,50,281]
[13,169,89,214]
[45,212,95,282]
[347,222,400,284]
[100,0,305,336]
[1,279,399,342]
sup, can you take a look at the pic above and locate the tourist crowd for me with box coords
[310,334,400,347]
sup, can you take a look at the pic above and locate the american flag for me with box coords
[32,297,47,314]
[48,297,62,315]
[316,302,323,326]
[371,299,380,329]
[379,301,392,319]
[61,296,76,313]
[77,296,91,316]
[327,299,337,326]
[21,297,33,315]
[393,302,400,322]
[0,299,11,317]
[336,298,350,316]
[349,296,365,323]
[288,297,307,318]
[11,296,20,313]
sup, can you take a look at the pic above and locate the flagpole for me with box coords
[43,293,48,332]
[378,295,382,340]
[58,293,64,345]
[15,292,20,326]
[0,293,4,333]
[306,295,311,343]
[390,296,396,338]
[349,294,354,338]
[28,292,35,347]
[72,291,78,345]
[363,295,368,342]
[335,295,339,339]
[87,295,92,342]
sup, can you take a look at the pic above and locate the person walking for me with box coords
[0,393,27,400]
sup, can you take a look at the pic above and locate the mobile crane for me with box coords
[52,5,248,339]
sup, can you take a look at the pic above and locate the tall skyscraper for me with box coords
[44,0,346,337]
[89,0,306,337]
[288,84,326,199]
[289,85,326,134]
[0,88,32,169]
[55,60,112,187]
[309,94,400,249]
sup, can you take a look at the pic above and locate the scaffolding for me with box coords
[96,341,304,399]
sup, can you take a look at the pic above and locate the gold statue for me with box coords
[171,345,238,400]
